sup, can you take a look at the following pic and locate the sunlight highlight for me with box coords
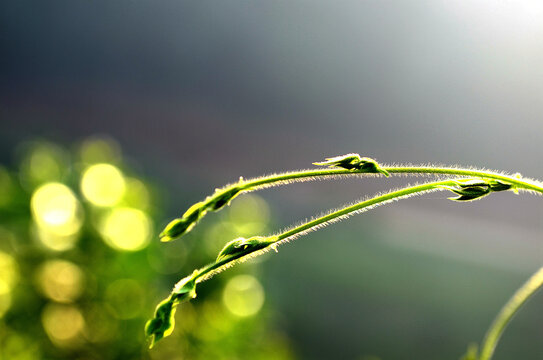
[229,194,270,235]
[41,304,85,347]
[222,275,264,317]
[37,260,84,303]
[81,163,125,207]
[99,207,152,251]
[31,183,83,250]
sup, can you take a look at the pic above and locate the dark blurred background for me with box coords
[1,1,543,359]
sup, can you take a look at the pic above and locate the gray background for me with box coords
[2,1,543,359]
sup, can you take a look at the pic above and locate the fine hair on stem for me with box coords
[147,154,543,359]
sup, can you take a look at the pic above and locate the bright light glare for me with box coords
[99,207,152,251]
[37,260,84,303]
[31,183,82,236]
[81,163,125,207]
[222,275,265,317]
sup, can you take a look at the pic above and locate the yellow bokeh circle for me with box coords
[222,274,265,317]
[41,304,85,347]
[37,260,84,303]
[0,251,19,291]
[31,183,83,237]
[80,164,125,207]
[99,207,152,251]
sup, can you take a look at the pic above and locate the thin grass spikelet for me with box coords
[440,179,515,201]
[313,153,390,176]
[149,154,543,359]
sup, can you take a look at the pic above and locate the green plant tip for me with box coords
[145,297,178,349]
[440,179,515,202]
[313,153,390,176]
[216,236,276,262]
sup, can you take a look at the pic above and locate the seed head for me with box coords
[216,236,276,262]
[314,154,390,176]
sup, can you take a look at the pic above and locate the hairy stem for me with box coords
[148,177,511,346]
[160,156,543,242]
[151,155,543,356]
[201,179,456,280]
[479,266,543,360]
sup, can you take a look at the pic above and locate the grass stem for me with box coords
[479,266,543,360]
[160,155,543,242]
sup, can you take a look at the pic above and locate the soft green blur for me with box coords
[0,138,294,360]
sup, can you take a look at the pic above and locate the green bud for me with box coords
[313,154,390,176]
[488,180,514,192]
[216,236,275,262]
[145,273,198,348]
[159,202,205,242]
[442,179,514,202]
[450,192,490,202]
[145,297,178,348]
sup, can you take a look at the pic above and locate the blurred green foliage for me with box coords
[0,137,294,360]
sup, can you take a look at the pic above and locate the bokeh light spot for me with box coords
[105,279,145,319]
[204,222,238,257]
[0,251,19,291]
[30,151,61,182]
[31,183,83,236]
[229,194,270,235]
[81,163,125,207]
[79,137,121,165]
[33,228,80,252]
[222,275,265,317]
[41,304,85,347]
[99,207,152,251]
[123,177,150,209]
[197,301,233,340]
[37,260,84,303]
[19,142,68,187]
[1,333,41,359]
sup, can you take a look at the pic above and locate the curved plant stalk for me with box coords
[146,177,518,348]
[478,266,543,360]
[160,154,543,242]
